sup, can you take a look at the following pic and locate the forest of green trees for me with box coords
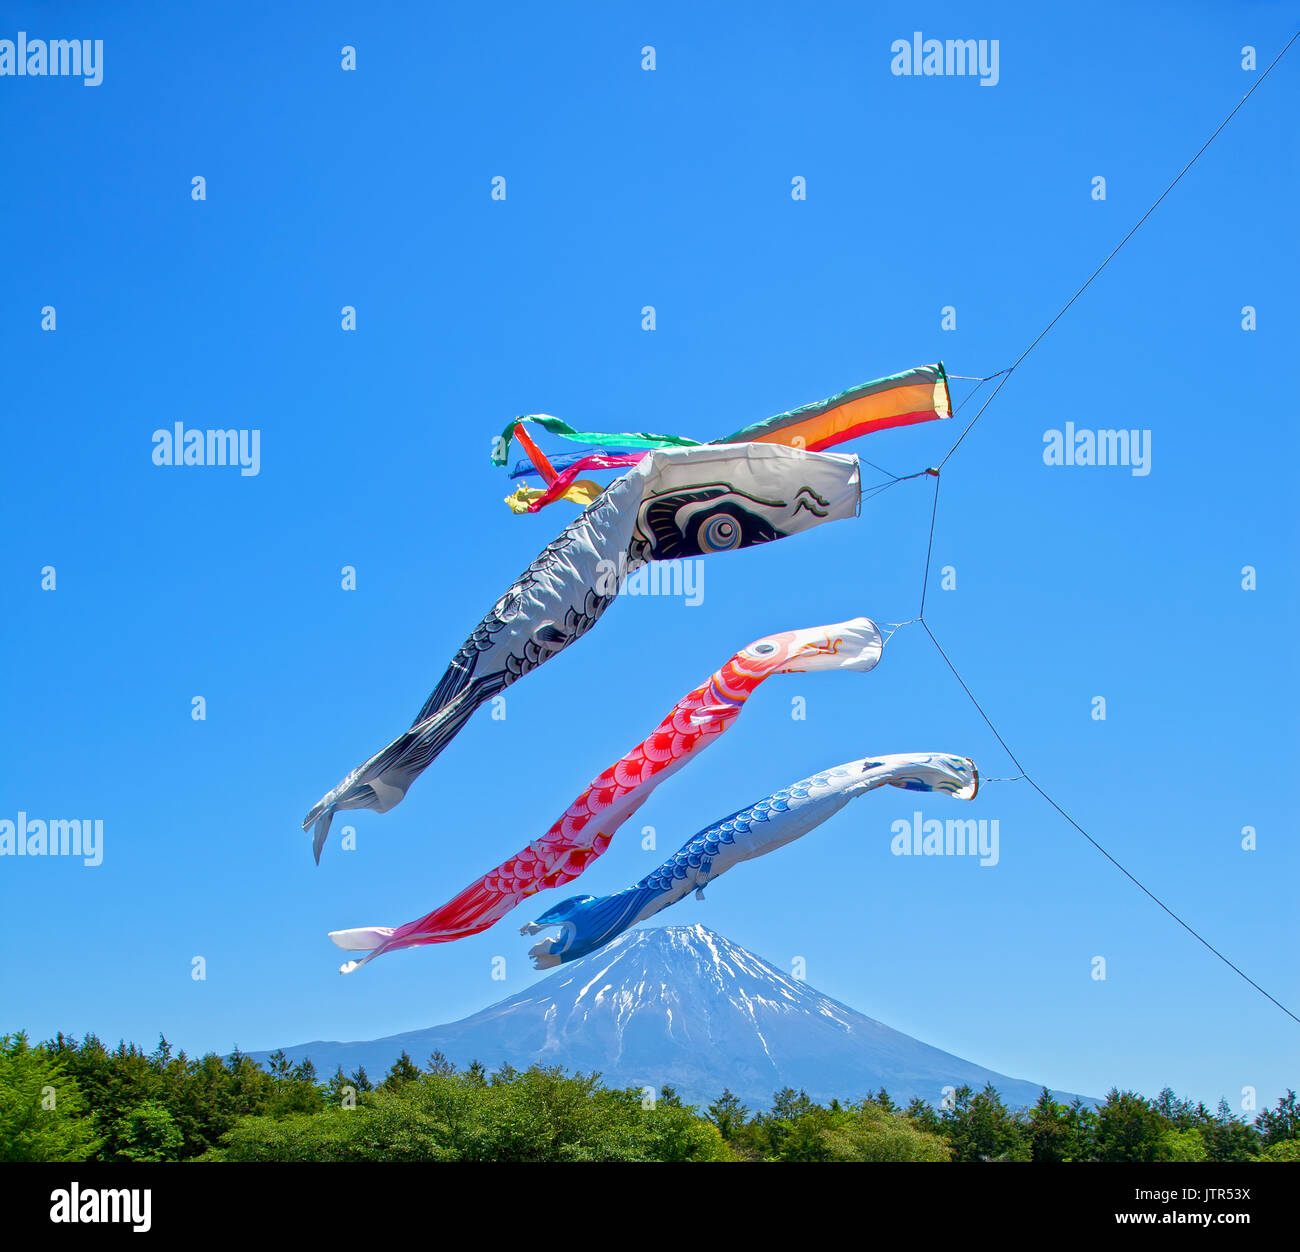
[2,1031,1296,1163]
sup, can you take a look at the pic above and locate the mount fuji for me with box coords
[253,925,1089,1109]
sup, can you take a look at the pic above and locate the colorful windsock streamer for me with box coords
[302,444,862,861]
[520,752,978,967]
[492,414,702,466]
[716,363,952,450]
[494,364,951,506]
[505,452,646,514]
[327,618,885,971]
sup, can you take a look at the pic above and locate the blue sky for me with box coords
[2,1,1296,1111]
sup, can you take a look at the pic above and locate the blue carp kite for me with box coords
[520,752,979,967]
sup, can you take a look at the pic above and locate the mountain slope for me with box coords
[253,925,1089,1109]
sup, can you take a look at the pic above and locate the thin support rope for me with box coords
[921,621,1300,1028]
[893,32,1300,1025]
[918,473,941,618]
[938,29,1300,470]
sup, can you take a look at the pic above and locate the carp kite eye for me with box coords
[752,642,776,655]
[697,514,741,552]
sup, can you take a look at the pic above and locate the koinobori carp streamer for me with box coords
[327,618,885,971]
[522,752,979,968]
[302,444,862,861]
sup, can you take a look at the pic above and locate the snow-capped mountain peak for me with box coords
[254,925,1087,1108]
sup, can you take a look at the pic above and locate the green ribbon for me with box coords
[492,415,702,466]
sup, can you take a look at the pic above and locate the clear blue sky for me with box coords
[2,1,1296,1112]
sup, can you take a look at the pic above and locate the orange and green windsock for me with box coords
[714,362,951,451]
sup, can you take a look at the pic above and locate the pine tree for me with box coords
[323,1066,355,1107]
[1256,1090,1299,1146]
[380,1051,421,1090]
[1095,1089,1168,1162]
[706,1089,749,1140]
[1027,1088,1071,1162]
[425,1050,456,1076]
